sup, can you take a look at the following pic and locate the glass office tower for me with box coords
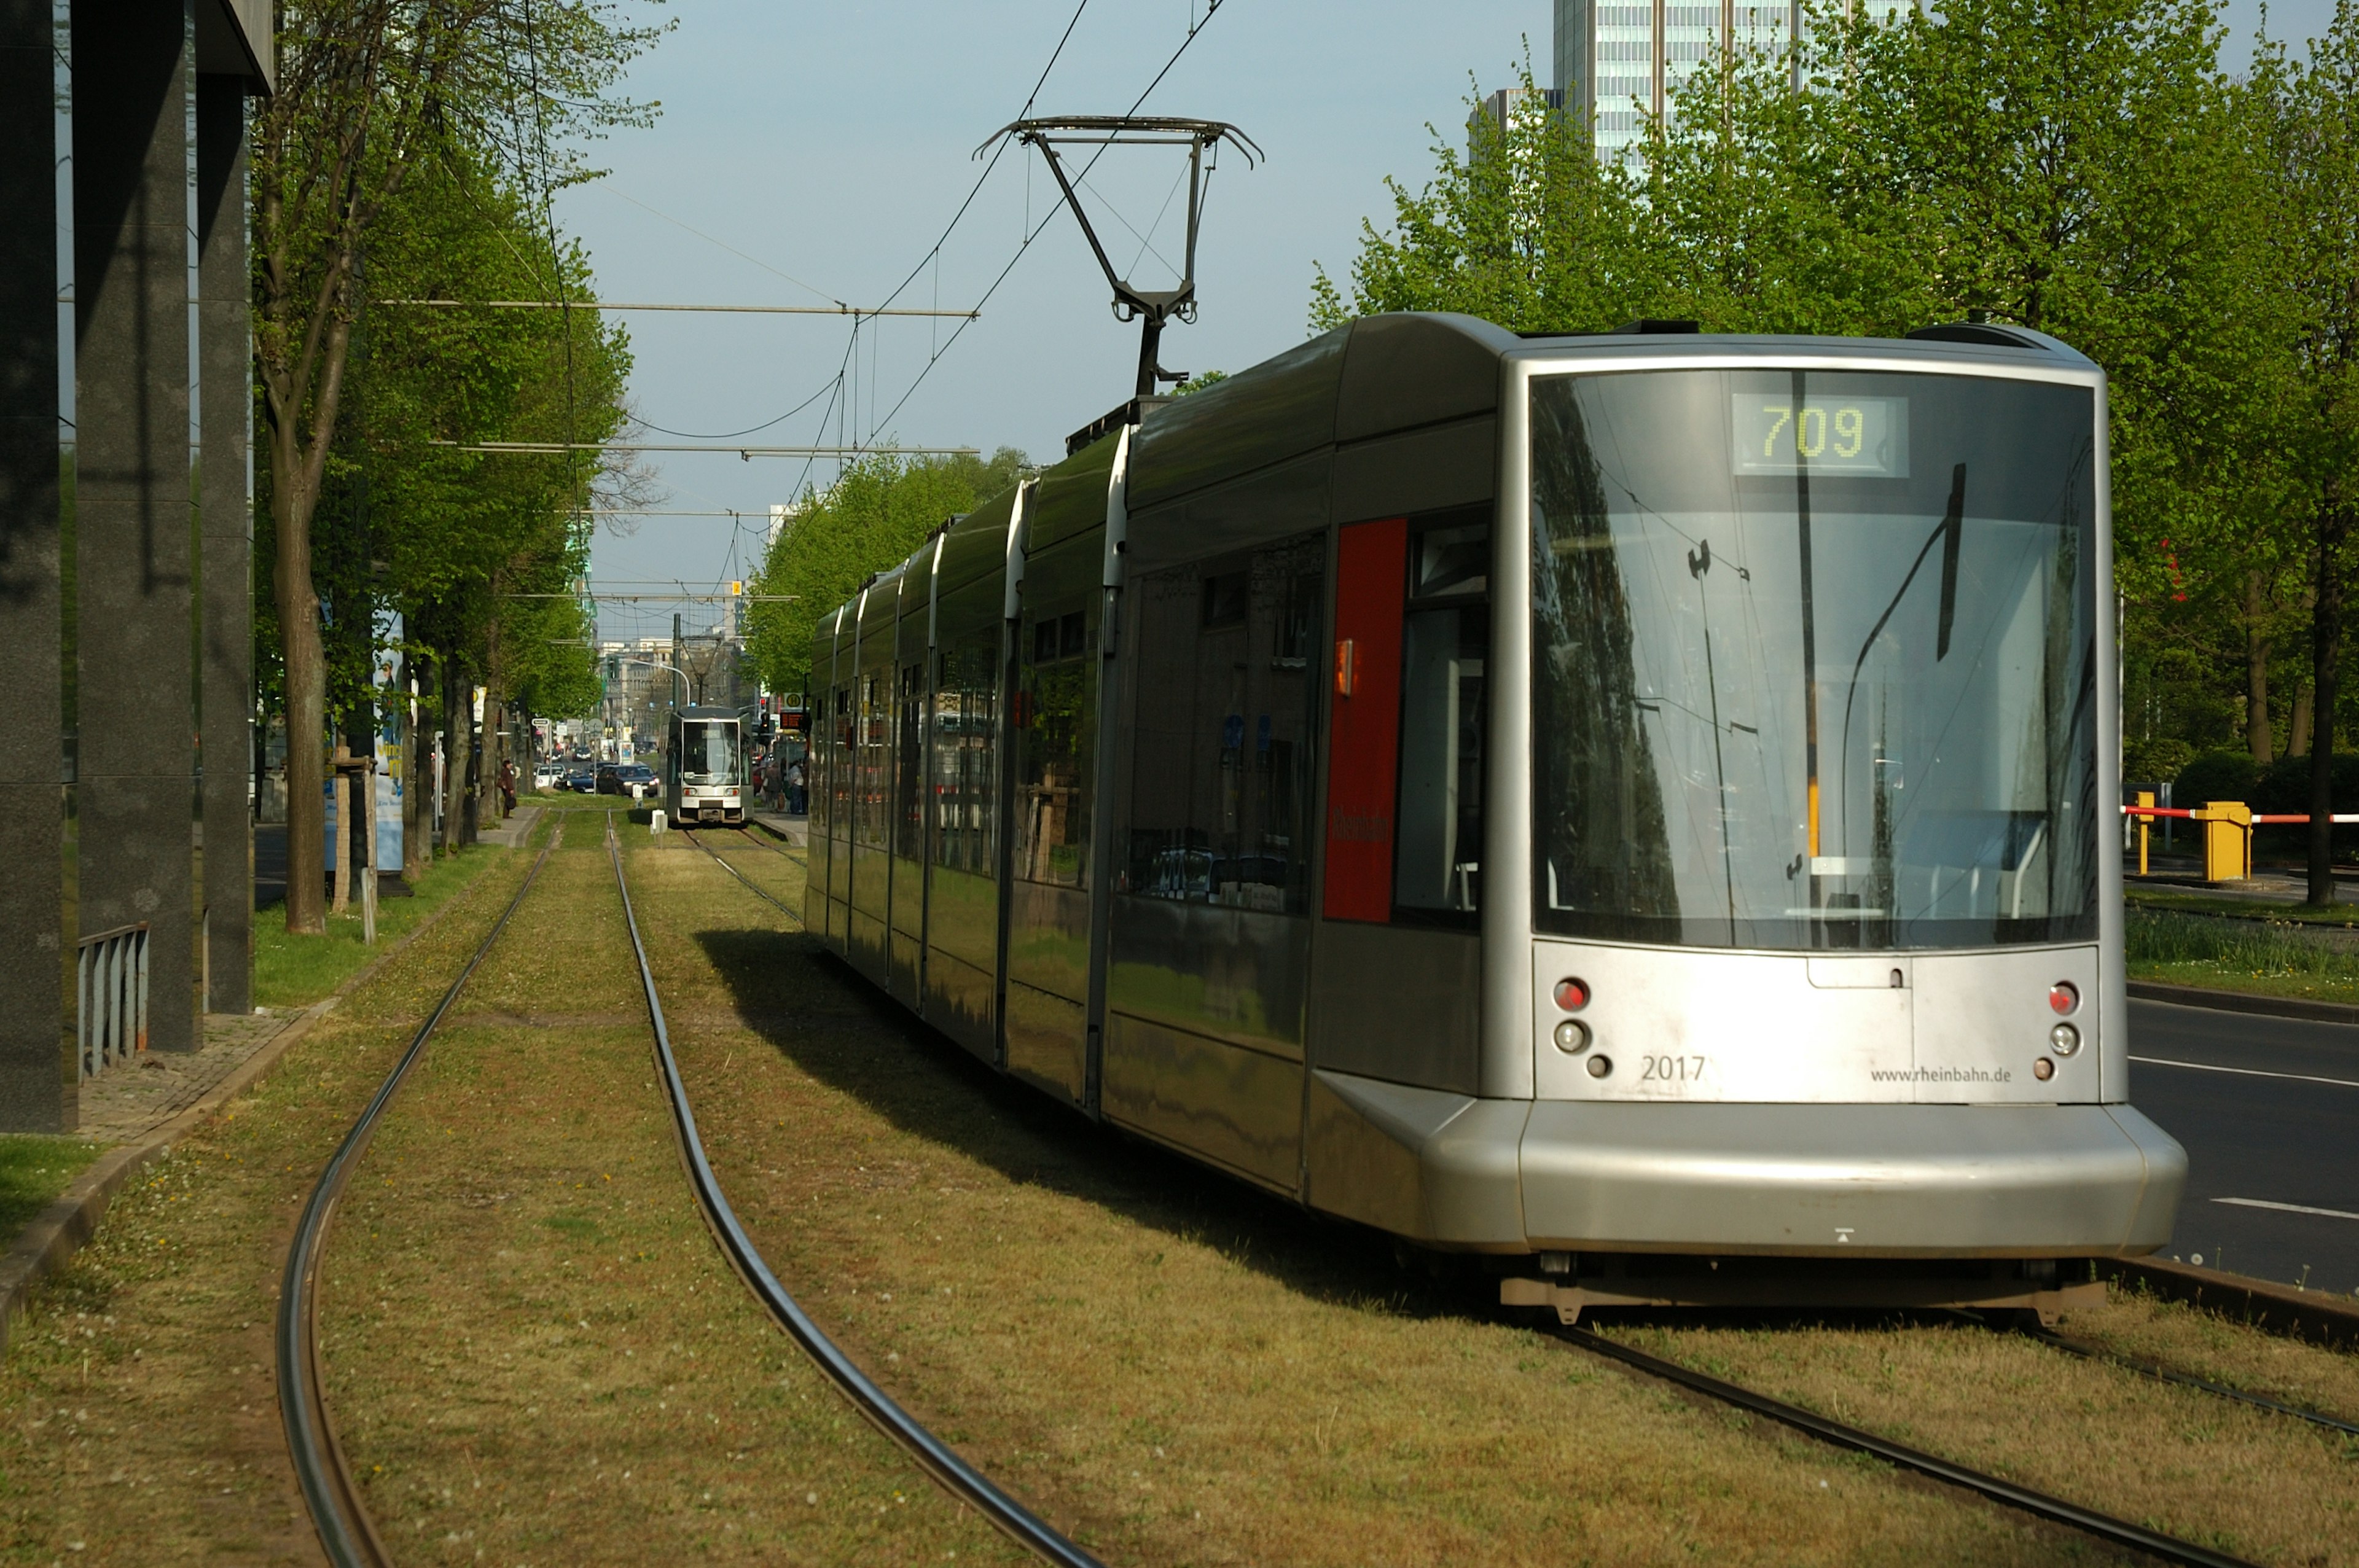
[1554,2,1798,163]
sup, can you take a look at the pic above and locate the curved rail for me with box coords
[607,814,1100,1567]
[1552,1325,2262,1568]
[2019,1322,2359,1437]
[279,828,560,1568]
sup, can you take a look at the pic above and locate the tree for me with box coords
[2250,4,2359,901]
[742,449,1031,698]
[251,0,661,932]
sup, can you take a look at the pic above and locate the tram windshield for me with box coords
[678,720,740,785]
[1530,367,2097,950]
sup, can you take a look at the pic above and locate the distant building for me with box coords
[1554,1,1799,164]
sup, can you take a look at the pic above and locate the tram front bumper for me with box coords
[1518,1100,2186,1256]
[1305,1071,2185,1255]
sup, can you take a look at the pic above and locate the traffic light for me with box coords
[605,656,619,679]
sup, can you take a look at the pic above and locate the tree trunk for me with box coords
[404,652,432,878]
[2307,508,2349,905]
[479,692,504,822]
[2247,569,2274,763]
[272,434,328,935]
[442,659,471,855]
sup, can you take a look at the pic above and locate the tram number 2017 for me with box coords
[1640,1055,1708,1083]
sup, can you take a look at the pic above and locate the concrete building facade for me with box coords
[0,0,272,1131]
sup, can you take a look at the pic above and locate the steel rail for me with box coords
[728,823,811,870]
[672,826,805,928]
[278,827,560,1568]
[2018,1322,2359,1437]
[1552,1325,2264,1568]
[604,814,1101,1568]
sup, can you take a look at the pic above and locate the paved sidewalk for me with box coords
[746,807,808,848]
[73,1010,301,1145]
[477,802,543,848]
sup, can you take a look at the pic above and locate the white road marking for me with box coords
[2212,1196,2359,1223]
[2129,1055,2359,1090]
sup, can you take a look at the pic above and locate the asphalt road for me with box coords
[2129,997,2359,1297]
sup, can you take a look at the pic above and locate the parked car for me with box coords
[532,763,563,790]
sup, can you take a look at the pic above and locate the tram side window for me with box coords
[1013,583,1095,888]
[895,660,925,860]
[1395,515,1489,926]
[858,674,890,848]
[1123,531,1324,914]
[829,685,853,833]
[932,628,998,875]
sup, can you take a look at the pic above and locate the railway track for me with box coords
[278,813,1093,1567]
[609,813,1096,1565]
[1546,1323,2271,1568]
[675,824,805,926]
[276,809,2346,1567]
[278,825,560,1567]
[675,819,2333,1565]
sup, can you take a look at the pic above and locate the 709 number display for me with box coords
[1731,394,1906,477]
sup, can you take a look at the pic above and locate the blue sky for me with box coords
[564,0,2339,640]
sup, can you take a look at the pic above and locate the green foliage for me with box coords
[2122,736,2196,785]
[2175,749,2263,805]
[1320,1,2359,773]
[743,449,1032,695]
[1172,370,1230,396]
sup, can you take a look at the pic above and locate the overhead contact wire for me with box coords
[862,1,1232,446]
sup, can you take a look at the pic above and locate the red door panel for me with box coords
[1324,518,1407,922]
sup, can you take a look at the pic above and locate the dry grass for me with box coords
[0,819,1010,1566]
[2067,1286,2359,1435]
[311,821,1023,1566]
[14,804,2344,1565]
[1598,1310,2359,1566]
[625,833,2154,1566]
[0,835,546,1564]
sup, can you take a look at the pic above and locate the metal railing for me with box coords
[77,922,149,1078]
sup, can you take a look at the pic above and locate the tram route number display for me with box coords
[1731,394,1906,477]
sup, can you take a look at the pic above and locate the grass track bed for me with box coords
[0,834,542,1562]
[312,819,1020,1564]
[635,832,2204,1566]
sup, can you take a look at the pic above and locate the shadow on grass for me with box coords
[687,926,1475,1324]
[689,925,2010,1346]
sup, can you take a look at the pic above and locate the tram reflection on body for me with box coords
[801,313,2185,1306]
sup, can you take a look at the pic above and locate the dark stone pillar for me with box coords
[198,71,251,1016]
[73,0,198,1053]
[0,0,71,1129]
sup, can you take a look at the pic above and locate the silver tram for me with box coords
[804,314,2186,1303]
[666,706,746,827]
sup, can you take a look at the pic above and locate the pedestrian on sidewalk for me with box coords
[786,756,807,816]
[498,759,517,816]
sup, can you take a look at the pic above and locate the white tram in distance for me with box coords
[665,706,746,827]
[804,313,2186,1313]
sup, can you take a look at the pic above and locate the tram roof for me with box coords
[1110,311,2095,515]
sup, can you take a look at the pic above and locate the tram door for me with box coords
[1307,509,1490,1099]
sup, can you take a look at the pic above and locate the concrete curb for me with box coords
[2126,979,2359,1027]
[0,846,514,1359]
[2096,1255,2359,1348]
